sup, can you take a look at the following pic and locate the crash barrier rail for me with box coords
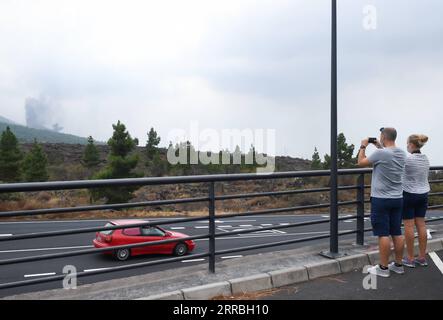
[0,166,442,290]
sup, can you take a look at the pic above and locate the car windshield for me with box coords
[99,222,115,235]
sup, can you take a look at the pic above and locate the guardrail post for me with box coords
[208,181,216,273]
[356,174,365,245]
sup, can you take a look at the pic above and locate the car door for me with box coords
[138,226,167,254]
[121,227,146,255]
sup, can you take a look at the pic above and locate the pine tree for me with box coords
[311,147,322,170]
[82,136,100,168]
[22,140,49,182]
[323,133,356,169]
[0,126,23,182]
[146,127,161,162]
[91,121,141,204]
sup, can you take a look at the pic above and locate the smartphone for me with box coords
[368,137,377,144]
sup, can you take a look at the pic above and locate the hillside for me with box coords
[18,143,312,181]
[0,116,17,125]
[0,121,91,144]
[2,142,337,219]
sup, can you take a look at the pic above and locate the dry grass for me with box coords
[212,287,299,300]
[0,176,365,221]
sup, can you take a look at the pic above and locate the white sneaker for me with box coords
[388,262,405,274]
[367,264,390,278]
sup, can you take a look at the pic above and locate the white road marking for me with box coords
[239,225,253,227]
[429,252,443,275]
[279,223,290,225]
[221,255,243,259]
[0,234,13,237]
[218,220,257,223]
[197,220,224,224]
[216,225,232,228]
[0,220,110,224]
[170,227,185,230]
[181,258,205,263]
[344,220,355,223]
[194,226,209,229]
[0,245,93,254]
[84,268,112,272]
[193,230,333,241]
[0,217,202,225]
[24,272,56,278]
[270,229,287,234]
[254,229,287,235]
[261,224,273,226]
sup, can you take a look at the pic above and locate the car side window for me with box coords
[141,226,165,237]
[123,227,141,236]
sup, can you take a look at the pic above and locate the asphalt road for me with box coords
[0,211,442,298]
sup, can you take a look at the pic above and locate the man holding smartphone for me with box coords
[358,127,407,277]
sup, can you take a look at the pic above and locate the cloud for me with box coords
[0,0,442,164]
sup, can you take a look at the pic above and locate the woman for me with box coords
[402,134,430,267]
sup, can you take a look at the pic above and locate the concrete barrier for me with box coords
[229,273,273,295]
[337,253,370,273]
[136,290,184,300]
[305,260,341,280]
[267,266,309,288]
[426,239,443,252]
[367,250,395,265]
[181,282,232,300]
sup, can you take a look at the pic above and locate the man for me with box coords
[358,127,407,277]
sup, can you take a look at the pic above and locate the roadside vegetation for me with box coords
[0,123,441,220]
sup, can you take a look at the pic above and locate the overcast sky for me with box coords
[0,0,442,164]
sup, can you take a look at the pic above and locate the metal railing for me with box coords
[0,166,442,290]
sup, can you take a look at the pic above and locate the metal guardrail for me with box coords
[0,166,442,290]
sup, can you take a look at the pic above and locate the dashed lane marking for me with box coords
[24,272,56,278]
[181,258,206,263]
[0,245,93,254]
[84,268,112,272]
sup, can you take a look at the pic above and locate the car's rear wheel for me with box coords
[115,248,130,261]
[174,243,188,256]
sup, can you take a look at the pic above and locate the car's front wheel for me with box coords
[174,243,188,257]
[115,248,130,261]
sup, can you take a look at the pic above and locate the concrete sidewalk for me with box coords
[3,223,443,300]
[256,249,443,300]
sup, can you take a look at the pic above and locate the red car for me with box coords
[93,220,196,261]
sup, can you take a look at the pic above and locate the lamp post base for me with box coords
[319,250,348,259]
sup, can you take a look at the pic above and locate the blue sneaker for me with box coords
[402,257,416,268]
[414,257,428,267]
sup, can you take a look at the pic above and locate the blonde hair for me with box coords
[408,134,429,149]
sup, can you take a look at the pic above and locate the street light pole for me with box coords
[330,0,339,255]
[321,0,343,259]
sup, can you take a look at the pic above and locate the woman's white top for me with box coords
[403,153,430,194]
